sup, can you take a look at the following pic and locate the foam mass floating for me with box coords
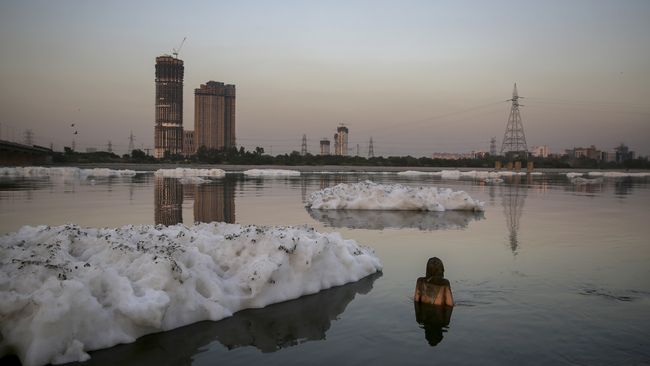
[0,167,136,178]
[154,168,226,178]
[0,223,381,366]
[243,169,300,177]
[306,181,484,211]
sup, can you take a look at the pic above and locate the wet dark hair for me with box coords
[425,257,444,279]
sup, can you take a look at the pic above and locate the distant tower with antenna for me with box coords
[490,137,497,156]
[500,83,528,159]
[368,137,375,158]
[300,134,308,156]
[128,131,135,153]
[107,141,113,153]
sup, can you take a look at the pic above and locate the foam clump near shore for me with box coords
[0,223,381,366]
[154,168,225,178]
[0,167,136,178]
[307,181,484,211]
[398,170,530,179]
[587,171,650,178]
[243,169,300,177]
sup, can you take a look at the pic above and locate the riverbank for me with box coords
[9,163,648,174]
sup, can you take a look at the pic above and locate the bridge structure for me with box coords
[0,139,54,166]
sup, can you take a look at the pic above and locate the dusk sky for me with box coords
[1,0,649,156]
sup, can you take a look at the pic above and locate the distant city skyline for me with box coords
[1,0,649,156]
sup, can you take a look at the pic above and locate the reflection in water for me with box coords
[308,209,484,231]
[414,302,453,346]
[74,272,381,366]
[502,178,527,254]
[154,178,236,225]
[154,177,183,225]
[615,177,634,196]
[194,180,236,224]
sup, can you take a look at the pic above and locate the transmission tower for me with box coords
[300,134,308,156]
[128,131,135,153]
[24,129,34,145]
[107,141,113,153]
[490,137,497,156]
[368,137,374,158]
[500,83,528,158]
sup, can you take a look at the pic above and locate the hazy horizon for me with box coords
[1,0,649,157]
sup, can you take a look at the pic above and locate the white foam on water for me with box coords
[587,171,650,178]
[306,181,484,211]
[566,172,584,178]
[243,169,300,177]
[0,223,381,366]
[178,177,210,184]
[571,177,603,184]
[0,167,136,178]
[397,170,437,176]
[154,168,226,178]
[398,170,532,179]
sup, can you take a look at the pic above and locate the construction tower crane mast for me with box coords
[172,37,187,59]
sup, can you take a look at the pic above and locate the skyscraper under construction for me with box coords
[194,81,236,152]
[334,125,348,156]
[154,55,184,158]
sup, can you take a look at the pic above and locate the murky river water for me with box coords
[1,171,649,365]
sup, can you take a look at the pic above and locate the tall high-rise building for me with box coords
[320,138,330,155]
[194,81,236,152]
[334,125,348,156]
[154,56,184,158]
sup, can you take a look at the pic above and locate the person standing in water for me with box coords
[414,257,454,306]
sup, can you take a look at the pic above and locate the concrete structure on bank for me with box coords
[194,81,236,153]
[0,140,53,165]
[154,56,184,158]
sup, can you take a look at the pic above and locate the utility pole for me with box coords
[24,129,34,145]
[300,134,307,156]
[368,137,375,158]
[500,83,528,159]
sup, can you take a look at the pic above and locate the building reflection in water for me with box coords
[76,272,381,366]
[155,177,236,225]
[502,176,527,254]
[193,179,236,224]
[154,177,183,225]
[414,302,453,347]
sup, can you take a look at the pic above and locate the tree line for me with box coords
[52,145,650,169]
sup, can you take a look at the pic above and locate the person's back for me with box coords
[413,257,454,307]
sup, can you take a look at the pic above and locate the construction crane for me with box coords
[172,37,187,59]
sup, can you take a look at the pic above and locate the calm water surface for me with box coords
[1,172,649,365]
